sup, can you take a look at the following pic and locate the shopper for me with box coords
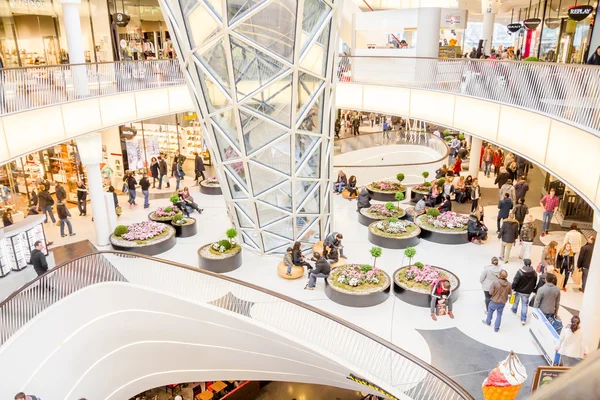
[513,198,528,237]
[557,243,575,291]
[514,176,529,202]
[194,152,206,184]
[452,157,462,176]
[415,195,427,214]
[438,194,452,213]
[470,178,481,212]
[181,187,203,214]
[579,235,595,292]
[150,157,159,188]
[334,170,348,194]
[37,184,56,224]
[347,176,358,198]
[54,182,66,204]
[282,247,294,276]
[158,155,169,189]
[76,181,87,216]
[455,176,466,203]
[534,273,561,320]
[562,223,583,268]
[483,270,511,332]
[494,166,510,189]
[480,257,501,311]
[292,241,312,271]
[430,279,454,321]
[556,316,588,366]
[334,118,341,139]
[541,241,558,274]
[108,185,119,215]
[324,232,346,259]
[13,392,40,400]
[56,202,75,237]
[304,252,330,290]
[587,46,600,65]
[29,188,38,209]
[356,186,371,212]
[139,173,151,209]
[125,171,138,208]
[483,146,494,177]
[468,214,487,244]
[499,212,519,263]
[519,215,536,260]
[30,240,48,277]
[540,188,559,236]
[511,259,537,325]
[493,149,503,177]
[2,209,13,227]
[496,192,513,234]
[499,179,516,203]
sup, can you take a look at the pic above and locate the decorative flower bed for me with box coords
[393,264,461,307]
[200,176,223,195]
[412,182,432,194]
[329,264,388,293]
[110,221,177,255]
[364,203,406,219]
[417,212,468,232]
[368,181,406,193]
[171,214,197,238]
[117,221,168,243]
[149,206,181,222]
[204,176,219,186]
[198,229,242,273]
[370,219,418,238]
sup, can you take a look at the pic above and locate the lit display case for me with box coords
[0,214,47,274]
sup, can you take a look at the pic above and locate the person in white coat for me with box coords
[556,316,587,366]
[563,223,583,268]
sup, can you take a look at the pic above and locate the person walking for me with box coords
[470,178,481,212]
[556,316,588,366]
[304,252,330,290]
[579,235,595,292]
[483,145,494,177]
[514,176,529,202]
[534,273,561,320]
[125,171,138,208]
[158,155,169,189]
[556,243,575,291]
[29,188,38,210]
[480,257,501,312]
[519,215,537,260]
[499,179,516,203]
[497,192,513,234]
[493,149,503,177]
[194,152,206,184]
[499,211,519,263]
[55,182,67,204]
[37,185,56,224]
[334,118,341,139]
[511,259,537,325]
[76,181,87,216]
[150,157,159,188]
[562,223,583,269]
[513,198,528,238]
[483,270,511,332]
[541,240,558,274]
[352,116,360,135]
[56,202,75,237]
[494,167,510,189]
[139,173,151,209]
[540,188,559,236]
[29,240,48,278]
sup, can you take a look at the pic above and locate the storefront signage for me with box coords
[523,18,542,30]
[507,23,522,33]
[113,13,130,27]
[9,0,43,8]
[347,374,399,400]
[545,18,561,29]
[568,5,594,21]
[445,14,461,25]
[184,113,198,120]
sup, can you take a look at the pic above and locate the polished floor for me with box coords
[1,165,585,400]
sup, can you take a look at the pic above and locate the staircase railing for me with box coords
[0,251,474,400]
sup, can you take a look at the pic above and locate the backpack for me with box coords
[431,279,449,295]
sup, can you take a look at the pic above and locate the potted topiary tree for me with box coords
[426,208,441,218]
[422,171,429,182]
[404,247,416,266]
[370,246,382,267]
[197,227,243,273]
[171,212,198,238]
[226,228,238,245]
[396,173,405,183]
[395,191,405,207]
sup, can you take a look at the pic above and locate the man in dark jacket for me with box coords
[497,193,513,234]
[468,214,486,244]
[511,259,537,324]
[55,182,67,203]
[194,152,205,184]
[305,252,330,290]
[494,166,510,189]
[76,181,87,216]
[356,186,371,212]
[324,232,346,258]
[514,176,529,201]
[499,211,519,263]
[579,235,595,292]
[37,185,56,223]
[30,240,48,277]
[139,173,151,208]
[158,155,170,189]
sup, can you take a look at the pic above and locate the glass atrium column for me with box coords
[158,0,337,254]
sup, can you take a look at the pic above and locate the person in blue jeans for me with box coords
[139,173,151,209]
[304,252,330,290]
[282,247,294,276]
[483,270,512,332]
[540,188,559,236]
[510,259,537,325]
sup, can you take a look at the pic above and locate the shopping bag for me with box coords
[509,293,516,304]
[436,300,447,316]
[572,267,582,286]
[548,315,563,335]
[115,205,122,217]
[554,271,565,289]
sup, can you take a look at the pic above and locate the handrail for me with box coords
[0,59,179,72]
[0,250,474,400]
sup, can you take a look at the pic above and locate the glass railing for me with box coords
[0,251,474,400]
[337,56,600,134]
[0,60,184,115]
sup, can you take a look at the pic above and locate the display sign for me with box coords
[568,5,594,21]
[523,18,542,30]
[347,374,398,400]
[113,12,131,27]
[184,113,198,121]
[10,0,43,8]
[545,18,561,29]
[507,23,522,33]
[531,366,570,393]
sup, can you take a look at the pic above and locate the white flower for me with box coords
[219,245,226,253]
[231,239,236,246]
[212,243,220,250]
[349,277,360,287]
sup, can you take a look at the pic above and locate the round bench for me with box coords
[342,189,357,200]
[277,262,305,279]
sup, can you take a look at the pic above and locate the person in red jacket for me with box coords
[453,157,463,176]
[493,149,502,177]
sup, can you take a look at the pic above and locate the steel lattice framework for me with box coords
[159,0,338,254]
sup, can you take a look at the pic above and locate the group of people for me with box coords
[333,171,359,198]
[148,150,206,191]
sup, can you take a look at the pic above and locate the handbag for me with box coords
[535,263,543,273]
[572,267,582,286]
[509,293,516,304]
[528,294,536,307]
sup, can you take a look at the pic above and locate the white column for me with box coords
[580,218,600,351]
[59,0,89,97]
[468,137,482,178]
[481,1,498,55]
[416,8,442,58]
[76,133,110,246]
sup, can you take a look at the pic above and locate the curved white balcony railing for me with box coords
[337,56,600,135]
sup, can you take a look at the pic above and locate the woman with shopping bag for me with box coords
[556,243,575,292]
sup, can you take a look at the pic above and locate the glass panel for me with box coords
[224,163,248,196]
[184,2,222,50]
[299,19,331,77]
[197,40,231,95]
[227,0,267,25]
[262,232,290,252]
[235,206,254,227]
[240,110,288,154]
[233,0,297,62]
[297,144,320,178]
[297,91,323,133]
[204,0,223,20]
[257,181,292,211]
[296,72,324,120]
[265,217,294,240]
[212,129,241,161]
[242,231,260,249]
[212,109,240,148]
[192,60,229,112]
[300,0,330,54]
[297,216,319,241]
[242,74,292,127]
[295,181,319,212]
[236,201,256,221]
[295,133,319,168]
[256,203,288,227]
[248,162,286,195]
[251,136,291,175]
[230,36,287,99]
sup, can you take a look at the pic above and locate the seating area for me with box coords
[342,189,357,199]
[277,262,305,279]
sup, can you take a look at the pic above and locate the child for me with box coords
[283,247,294,276]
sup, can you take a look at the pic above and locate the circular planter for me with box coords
[200,181,222,195]
[358,207,406,227]
[325,268,391,307]
[148,211,180,224]
[171,217,197,238]
[110,225,177,256]
[197,244,242,273]
[415,215,469,245]
[410,190,429,204]
[367,186,407,202]
[393,265,461,307]
[367,221,421,249]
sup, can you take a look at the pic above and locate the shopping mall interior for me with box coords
[1,0,599,400]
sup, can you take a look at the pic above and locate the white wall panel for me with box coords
[61,98,103,137]
[334,83,364,110]
[409,89,454,127]
[0,123,8,162]
[98,93,138,126]
[453,96,500,142]
[3,107,65,157]
[168,85,195,111]
[135,88,170,119]
[497,105,550,166]
[362,85,410,115]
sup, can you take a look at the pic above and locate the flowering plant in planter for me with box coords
[364,203,405,219]
[370,180,405,192]
[154,206,179,218]
[423,211,468,231]
[204,176,220,185]
[412,183,432,193]
[172,213,194,226]
[395,264,450,292]
[208,228,241,256]
[333,264,382,287]
[371,218,417,238]
[119,221,167,242]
